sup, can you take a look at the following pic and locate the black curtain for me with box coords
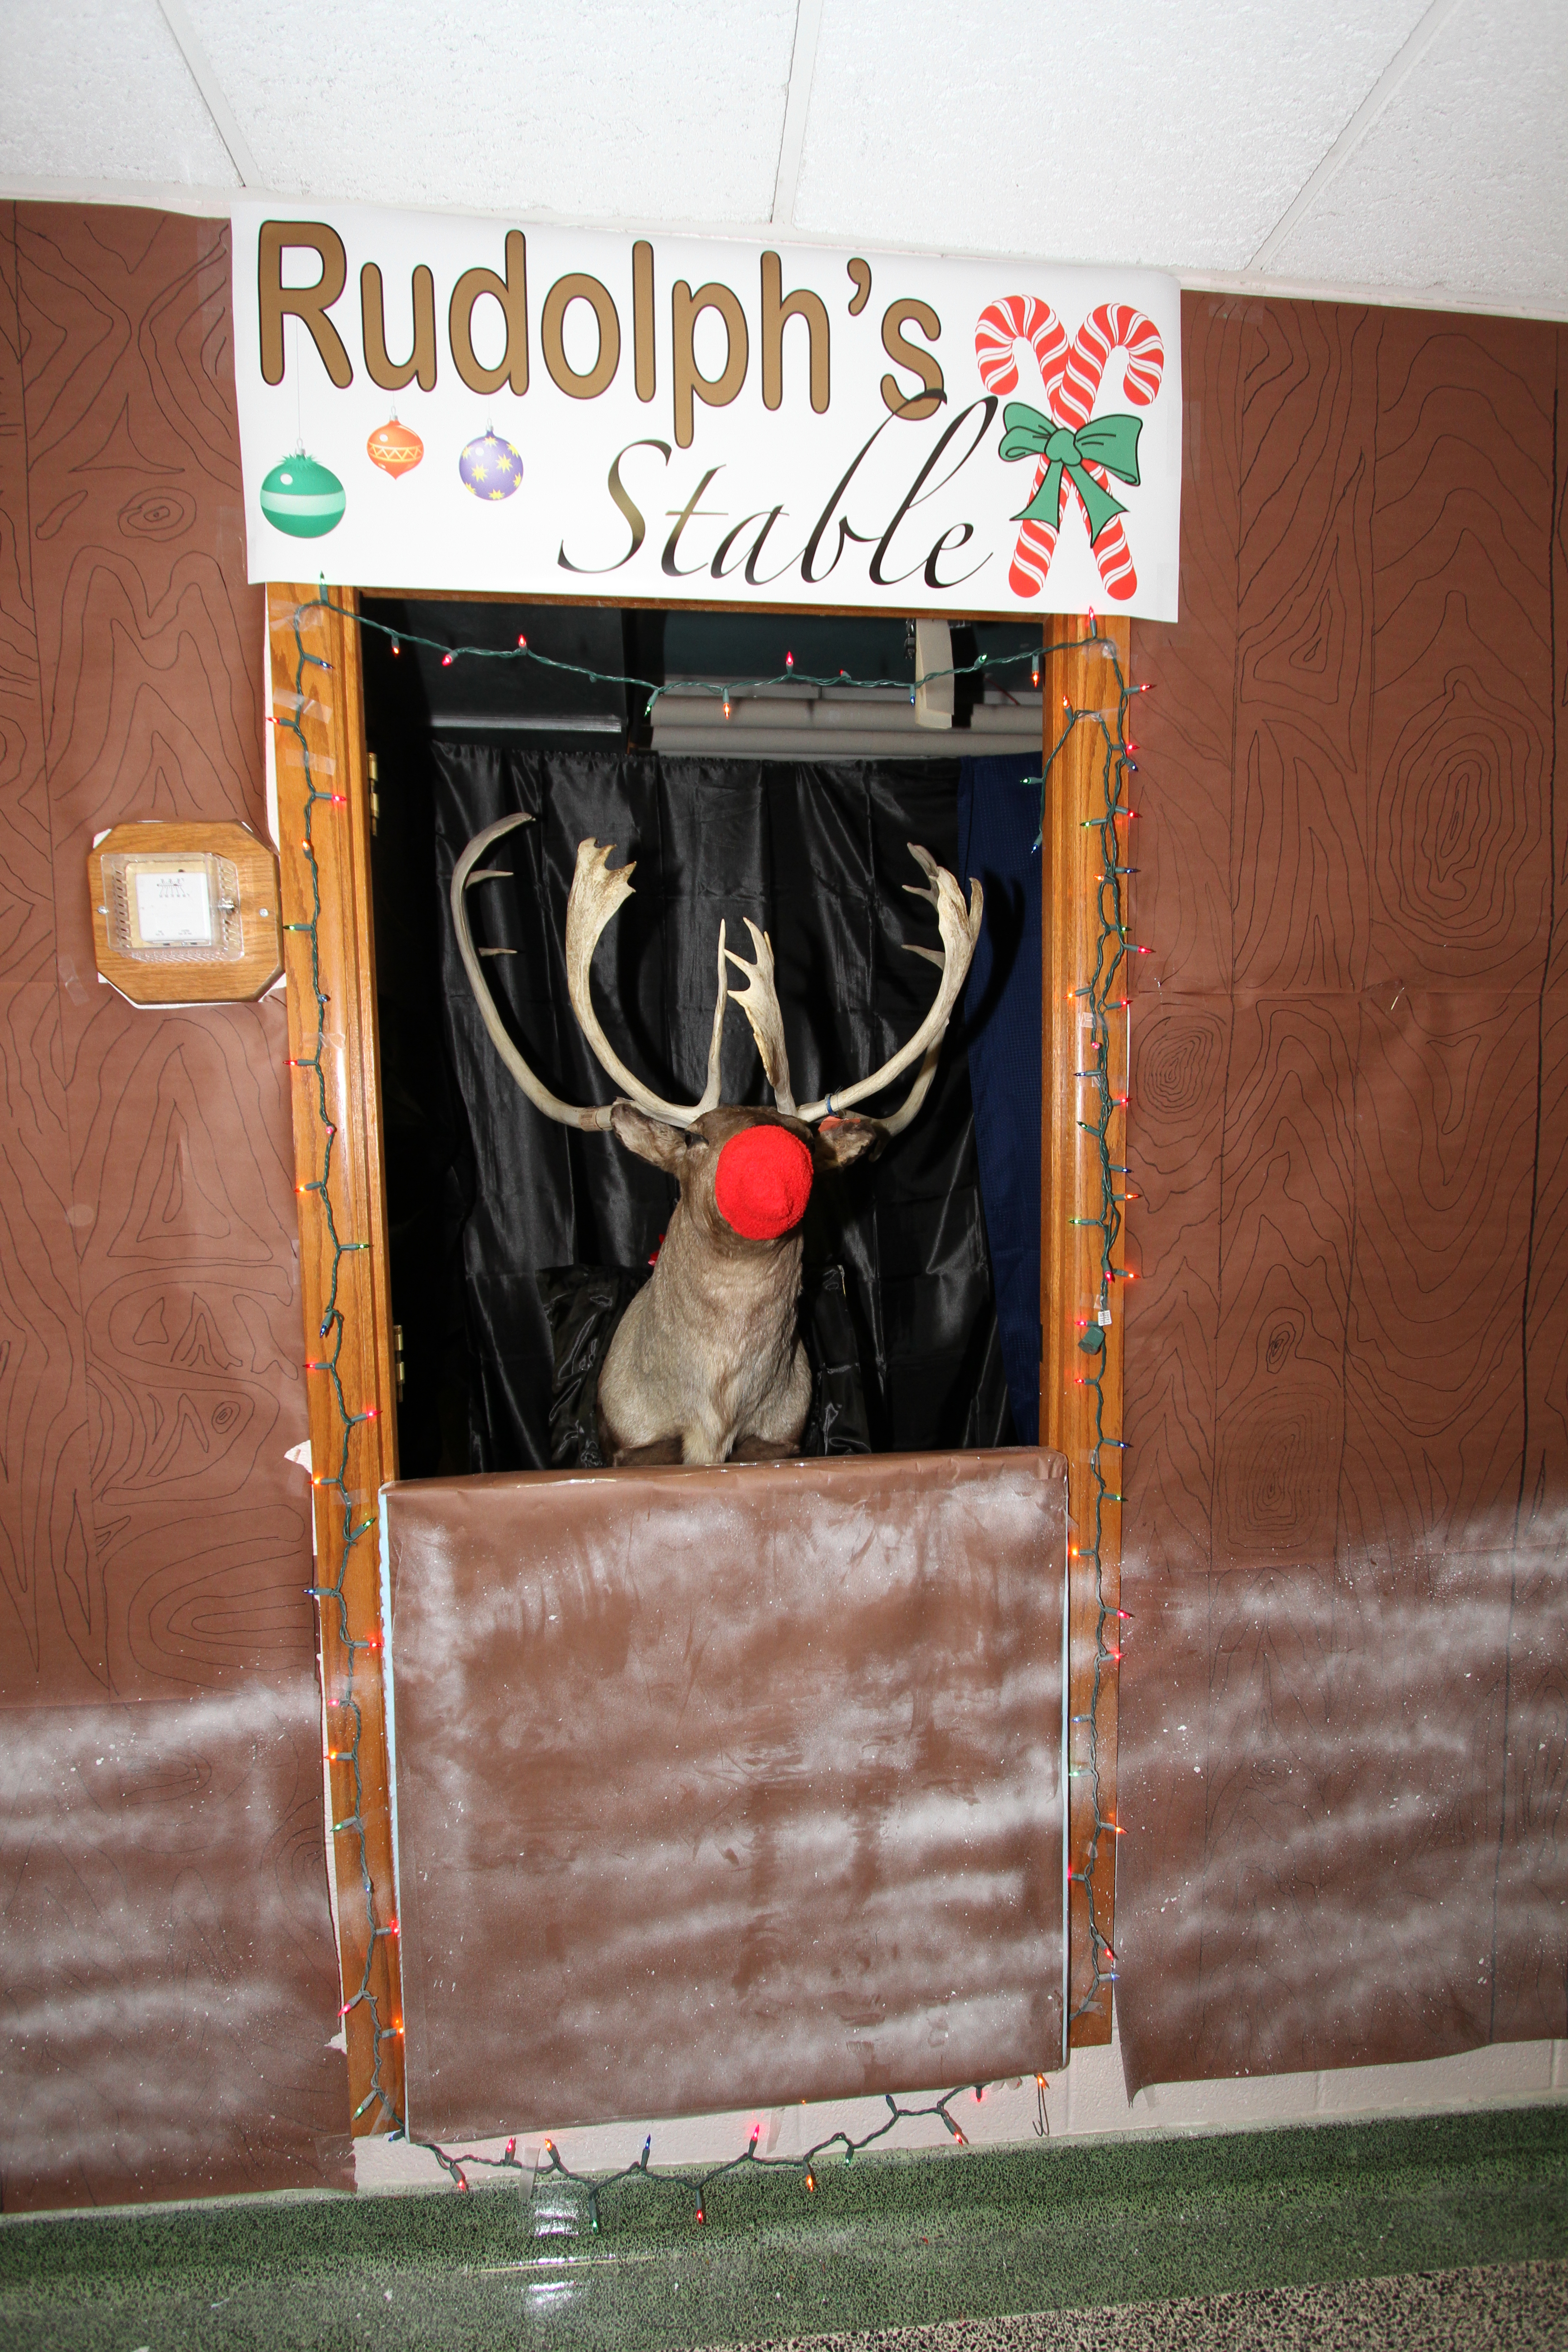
[958,755,1044,1445]
[422,745,1014,1470]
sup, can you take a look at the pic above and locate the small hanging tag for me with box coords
[1098,1306,1113,1328]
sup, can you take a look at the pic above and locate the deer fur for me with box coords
[598,1104,880,1465]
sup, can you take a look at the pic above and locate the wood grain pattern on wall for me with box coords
[0,204,347,2208]
[13,206,316,1705]
[0,977,102,1701]
[1234,301,1376,998]
[1367,324,1552,999]
[1212,995,1358,1579]
[1117,296,1568,2093]
[1112,304,1243,1596]
[1347,315,1555,1565]
[0,221,58,989]
[1133,298,1244,1002]
[0,207,101,1707]
[64,998,314,1695]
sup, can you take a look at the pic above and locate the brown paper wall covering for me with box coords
[384,1452,1066,2140]
[0,205,348,2208]
[1117,295,1568,2092]
[3,205,1560,2196]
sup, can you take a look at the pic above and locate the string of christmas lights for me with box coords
[279,600,402,2135]
[411,2079,1051,2209]
[311,590,1068,718]
[283,590,1117,2195]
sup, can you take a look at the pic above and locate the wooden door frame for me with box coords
[267,581,1125,2136]
[268,586,403,2135]
[1038,619,1131,2049]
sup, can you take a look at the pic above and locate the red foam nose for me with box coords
[714,1125,813,1240]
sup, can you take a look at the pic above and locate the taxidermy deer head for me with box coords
[453,818,983,1467]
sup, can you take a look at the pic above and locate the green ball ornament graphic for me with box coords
[260,451,346,539]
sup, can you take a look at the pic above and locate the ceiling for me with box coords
[2,0,1564,320]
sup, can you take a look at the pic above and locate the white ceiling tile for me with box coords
[1268,0,1568,313]
[5,0,1564,322]
[792,0,1430,272]
[0,0,239,188]
[183,0,798,222]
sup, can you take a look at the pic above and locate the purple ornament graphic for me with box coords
[459,429,523,502]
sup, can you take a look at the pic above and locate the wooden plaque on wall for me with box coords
[88,819,284,1005]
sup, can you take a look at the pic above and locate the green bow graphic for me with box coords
[998,402,1144,545]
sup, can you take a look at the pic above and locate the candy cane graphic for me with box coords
[1054,304,1164,601]
[974,297,1068,599]
[976,298,1165,601]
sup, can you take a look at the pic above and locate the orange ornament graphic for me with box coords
[367,417,424,479]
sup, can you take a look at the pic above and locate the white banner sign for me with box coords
[231,203,1181,620]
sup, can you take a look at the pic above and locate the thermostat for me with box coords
[88,821,284,1006]
[105,851,235,959]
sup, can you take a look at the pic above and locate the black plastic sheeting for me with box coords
[958,755,1044,1445]
[421,745,1016,1470]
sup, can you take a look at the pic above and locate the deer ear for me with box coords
[609,1101,692,1171]
[812,1113,883,1171]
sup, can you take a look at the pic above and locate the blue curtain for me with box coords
[957,757,1042,1445]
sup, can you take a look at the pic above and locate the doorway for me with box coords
[359,596,1044,1478]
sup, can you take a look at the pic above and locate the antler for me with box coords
[723,920,796,1116]
[565,839,729,1125]
[452,813,614,1130]
[797,844,983,1132]
[455,824,978,1142]
[452,818,729,1131]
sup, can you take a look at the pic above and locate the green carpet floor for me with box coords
[1,2107,1564,2350]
